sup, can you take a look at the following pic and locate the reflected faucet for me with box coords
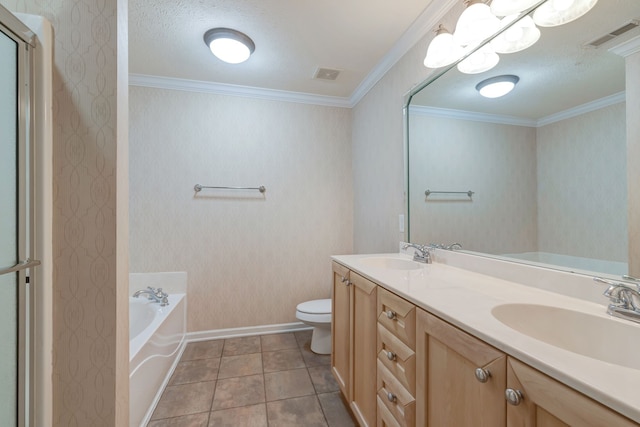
[133,286,169,306]
[595,277,640,324]
[402,243,431,263]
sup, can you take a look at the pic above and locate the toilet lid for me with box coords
[296,299,331,314]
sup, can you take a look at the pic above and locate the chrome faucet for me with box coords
[133,286,169,306]
[595,277,640,323]
[402,243,431,263]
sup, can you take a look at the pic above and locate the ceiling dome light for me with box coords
[533,0,598,27]
[453,0,501,47]
[475,75,520,98]
[491,15,541,53]
[424,25,464,68]
[490,0,540,17]
[203,28,255,64]
[457,45,500,74]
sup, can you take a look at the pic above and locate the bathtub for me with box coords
[130,293,186,427]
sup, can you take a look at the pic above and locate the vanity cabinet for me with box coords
[331,261,378,427]
[416,308,507,427]
[506,358,638,427]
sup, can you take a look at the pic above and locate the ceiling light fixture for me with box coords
[533,0,598,27]
[203,28,255,64]
[475,74,520,98]
[490,0,540,17]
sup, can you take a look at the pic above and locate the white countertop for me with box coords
[332,252,640,423]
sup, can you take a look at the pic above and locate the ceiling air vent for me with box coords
[313,67,341,81]
[586,19,639,47]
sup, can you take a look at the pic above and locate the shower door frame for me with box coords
[0,6,38,427]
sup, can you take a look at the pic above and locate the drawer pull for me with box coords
[386,351,397,361]
[341,276,351,286]
[386,310,397,320]
[505,388,523,406]
[387,392,397,403]
[474,367,491,383]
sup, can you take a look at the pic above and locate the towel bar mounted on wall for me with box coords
[194,184,266,193]
[425,190,474,198]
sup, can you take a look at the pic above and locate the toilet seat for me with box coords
[296,299,331,323]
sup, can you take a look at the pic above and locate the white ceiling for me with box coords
[129,0,437,99]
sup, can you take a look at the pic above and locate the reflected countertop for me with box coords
[332,252,640,423]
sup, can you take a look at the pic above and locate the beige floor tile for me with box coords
[151,381,216,420]
[318,392,356,427]
[262,349,305,373]
[222,336,261,356]
[308,365,339,394]
[212,374,266,411]
[300,342,331,367]
[294,329,313,348]
[261,333,298,352]
[267,395,328,427]
[147,412,210,427]
[181,340,224,361]
[264,368,316,401]
[169,358,220,386]
[208,403,268,427]
[218,353,263,379]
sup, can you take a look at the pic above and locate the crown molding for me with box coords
[348,0,459,107]
[537,91,625,126]
[609,34,640,58]
[409,105,538,127]
[410,91,626,127]
[129,74,352,108]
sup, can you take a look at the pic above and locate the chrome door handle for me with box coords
[0,258,41,276]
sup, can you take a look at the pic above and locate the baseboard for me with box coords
[186,322,312,342]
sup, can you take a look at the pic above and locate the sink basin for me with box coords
[358,257,422,271]
[492,303,640,370]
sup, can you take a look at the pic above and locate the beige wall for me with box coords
[408,115,538,254]
[2,0,129,425]
[626,51,640,276]
[129,87,353,331]
[537,103,627,262]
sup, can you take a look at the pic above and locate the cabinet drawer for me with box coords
[377,396,402,427]
[377,287,416,348]
[377,323,415,394]
[377,360,415,427]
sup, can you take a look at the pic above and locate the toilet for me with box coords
[295,299,332,355]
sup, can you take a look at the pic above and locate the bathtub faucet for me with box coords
[133,286,169,306]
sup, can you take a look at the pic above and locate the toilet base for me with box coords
[310,326,332,355]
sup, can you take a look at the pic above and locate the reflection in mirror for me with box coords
[406,0,640,278]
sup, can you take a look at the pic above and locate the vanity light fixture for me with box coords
[453,0,501,47]
[476,74,520,98]
[203,28,255,64]
[491,15,541,53]
[457,45,500,74]
[424,25,464,68]
[490,0,540,17]
[533,0,598,27]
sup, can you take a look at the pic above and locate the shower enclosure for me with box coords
[0,6,40,426]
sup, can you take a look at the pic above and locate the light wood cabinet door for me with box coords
[351,272,378,427]
[416,309,507,427]
[331,261,351,398]
[506,358,639,427]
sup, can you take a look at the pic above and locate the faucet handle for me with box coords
[594,277,639,292]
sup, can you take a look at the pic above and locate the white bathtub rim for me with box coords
[130,292,186,361]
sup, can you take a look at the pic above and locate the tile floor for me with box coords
[148,330,357,426]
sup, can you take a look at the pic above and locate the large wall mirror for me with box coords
[406,0,640,279]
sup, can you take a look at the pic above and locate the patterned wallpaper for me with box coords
[2,0,128,426]
[408,116,538,254]
[129,87,353,331]
[537,103,627,262]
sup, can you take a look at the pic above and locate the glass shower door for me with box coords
[0,25,20,427]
